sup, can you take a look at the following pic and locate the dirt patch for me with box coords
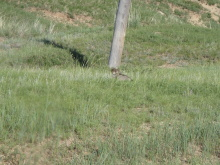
[27,7,93,27]
[181,143,202,165]
[188,11,206,27]
[181,142,220,165]
[0,141,50,165]
[168,3,206,27]
[192,0,220,21]
[140,123,151,133]
[188,143,202,156]
[0,37,5,43]
[168,0,220,27]
[58,137,75,147]
[0,136,80,165]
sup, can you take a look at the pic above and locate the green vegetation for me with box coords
[168,0,203,12]
[0,0,220,164]
[174,9,186,17]
[207,0,220,6]
[1,67,220,164]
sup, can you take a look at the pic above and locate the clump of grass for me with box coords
[207,0,219,6]
[0,42,76,68]
[0,16,56,38]
[202,12,212,20]
[174,9,185,17]
[128,6,142,28]
[0,17,4,28]
[25,47,74,68]
[168,0,202,12]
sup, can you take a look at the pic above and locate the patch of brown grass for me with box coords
[0,37,5,43]
[0,135,82,165]
[26,7,93,27]
[196,0,220,21]
[181,142,220,165]
[168,2,206,27]
[163,0,220,27]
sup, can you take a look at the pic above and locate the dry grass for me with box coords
[27,7,93,27]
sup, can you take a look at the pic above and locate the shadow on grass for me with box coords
[40,39,88,67]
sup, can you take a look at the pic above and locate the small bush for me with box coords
[201,12,212,21]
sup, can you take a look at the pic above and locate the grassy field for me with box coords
[0,0,220,164]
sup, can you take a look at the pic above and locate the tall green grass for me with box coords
[0,66,220,164]
[1,0,220,164]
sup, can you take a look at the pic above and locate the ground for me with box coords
[0,0,220,164]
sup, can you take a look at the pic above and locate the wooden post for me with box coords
[109,0,131,70]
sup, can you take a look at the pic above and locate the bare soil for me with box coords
[0,37,5,43]
[0,136,78,165]
[27,7,93,27]
[192,0,220,21]
[169,0,220,27]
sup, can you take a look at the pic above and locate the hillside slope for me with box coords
[0,1,220,165]
[2,0,220,26]
[0,0,220,68]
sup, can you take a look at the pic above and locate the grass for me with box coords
[1,0,220,68]
[207,0,220,6]
[0,66,220,164]
[168,0,203,12]
[0,0,220,164]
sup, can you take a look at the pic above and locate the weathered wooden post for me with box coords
[109,0,131,80]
